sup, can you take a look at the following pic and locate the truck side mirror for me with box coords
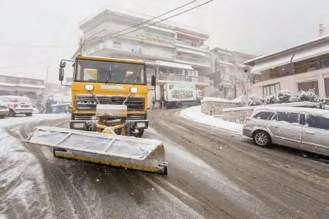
[151,75,156,86]
[59,68,64,82]
[60,61,66,68]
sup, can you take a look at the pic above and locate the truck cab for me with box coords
[59,55,149,137]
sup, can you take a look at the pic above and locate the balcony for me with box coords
[157,74,211,86]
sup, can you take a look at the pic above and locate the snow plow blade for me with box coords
[27,126,168,175]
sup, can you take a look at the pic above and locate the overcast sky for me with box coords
[0,0,329,80]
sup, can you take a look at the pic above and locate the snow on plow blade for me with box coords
[27,126,168,175]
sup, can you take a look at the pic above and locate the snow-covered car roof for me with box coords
[254,106,329,117]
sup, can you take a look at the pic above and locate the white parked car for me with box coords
[243,107,329,156]
[0,96,33,117]
[0,100,9,118]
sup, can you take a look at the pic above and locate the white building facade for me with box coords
[210,48,255,99]
[79,10,212,91]
[245,35,329,99]
[0,74,45,99]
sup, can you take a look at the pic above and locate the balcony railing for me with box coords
[157,74,211,84]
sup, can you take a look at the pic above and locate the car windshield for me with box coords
[75,59,146,85]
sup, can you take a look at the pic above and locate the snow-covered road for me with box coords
[180,105,243,134]
[0,114,69,218]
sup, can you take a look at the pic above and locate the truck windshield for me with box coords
[75,59,146,85]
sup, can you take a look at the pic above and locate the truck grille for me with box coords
[76,95,145,111]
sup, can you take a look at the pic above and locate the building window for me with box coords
[325,78,329,98]
[262,83,280,96]
[297,80,319,94]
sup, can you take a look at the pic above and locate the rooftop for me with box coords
[80,9,209,40]
[245,34,329,66]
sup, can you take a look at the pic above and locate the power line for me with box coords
[86,0,200,42]
[109,0,214,39]
[108,0,199,36]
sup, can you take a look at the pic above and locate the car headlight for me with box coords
[130,87,138,94]
[85,84,94,91]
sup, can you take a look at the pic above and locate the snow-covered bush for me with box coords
[248,90,320,106]
[277,90,291,103]
[264,95,278,104]
[297,90,320,102]
[248,96,263,106]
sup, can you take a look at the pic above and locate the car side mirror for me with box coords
[151,75,156,86]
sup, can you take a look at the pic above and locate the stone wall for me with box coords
[201,97,242,115]
[221,101,320,124]
[222,107,253,124]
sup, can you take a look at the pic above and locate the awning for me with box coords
[251,44,329,74]
[154,60,194,70]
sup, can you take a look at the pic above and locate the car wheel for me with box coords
[253,130,271,146]
[25,113,32,117]
[0,115,4,119]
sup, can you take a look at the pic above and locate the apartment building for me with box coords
[79,9,212,92]
[210,48,255,99]
[245,35,329,99]
[0,74,45,98]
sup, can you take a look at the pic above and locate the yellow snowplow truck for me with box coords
[68,55,149,137]
[27,55,168,175]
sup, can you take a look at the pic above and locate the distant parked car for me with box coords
[243,107,329,156]
[0,100,9,118]
[0,96,33,117]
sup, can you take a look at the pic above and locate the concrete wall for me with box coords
[201,98,241,115]
[250,67,329,98]
[221,102,320,124]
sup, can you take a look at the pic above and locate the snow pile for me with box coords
[180,106,243,133]
[0,129,51,218]
[0,114,69,217]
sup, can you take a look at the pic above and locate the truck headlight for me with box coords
[130,87,138,94]
[85,84,94,91]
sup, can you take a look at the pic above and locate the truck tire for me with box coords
[8,109,15,117]
[134,129,144,138]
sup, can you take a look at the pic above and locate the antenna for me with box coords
[319,24,325,37]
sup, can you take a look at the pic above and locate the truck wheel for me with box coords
[8,109,15,117]
[135,129,144,138]
[161,166,168,175]
[253,130,271,146]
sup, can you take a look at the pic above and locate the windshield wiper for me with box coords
[105,65,112,83]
